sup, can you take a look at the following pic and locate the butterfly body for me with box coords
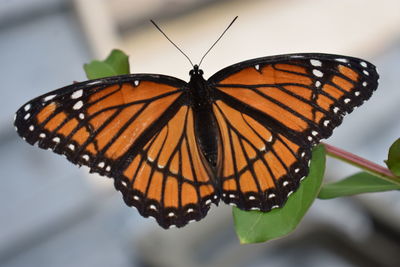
[15,53,379,229]
[188,65,220,170]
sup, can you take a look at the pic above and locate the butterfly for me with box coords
[14,52,378,229]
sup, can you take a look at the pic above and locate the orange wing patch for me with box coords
[213,100,308,211]
[220,64,312,86]
[117,106,217,229]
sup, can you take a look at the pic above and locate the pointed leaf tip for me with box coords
[318,172,400,199]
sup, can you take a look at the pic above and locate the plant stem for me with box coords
[322,142,400,186]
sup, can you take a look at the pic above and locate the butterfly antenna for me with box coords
[151,19,194,68]
[198,16,238,67]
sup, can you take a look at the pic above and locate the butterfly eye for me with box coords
[199,69,204,75]
[189,70,194,76]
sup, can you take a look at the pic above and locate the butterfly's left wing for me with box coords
[14,74,217,228]
[208,53,378,211]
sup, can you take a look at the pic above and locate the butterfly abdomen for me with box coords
[189,71,220,174]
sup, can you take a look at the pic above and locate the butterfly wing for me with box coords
[15,74,217,228]
[208,53,379,210]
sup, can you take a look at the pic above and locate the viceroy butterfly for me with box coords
[14,21,378,229]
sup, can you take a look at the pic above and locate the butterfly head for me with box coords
[189,65,204,76]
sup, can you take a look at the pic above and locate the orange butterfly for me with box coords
[14,52,378,228]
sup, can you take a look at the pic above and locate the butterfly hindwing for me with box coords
[209,53,378,210]
[116,105,218,228]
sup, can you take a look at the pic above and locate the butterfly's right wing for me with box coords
[208,53,378,211]
[15,74,217,228]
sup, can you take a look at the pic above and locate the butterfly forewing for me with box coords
[209,53,378,210]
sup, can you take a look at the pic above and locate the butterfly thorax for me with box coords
[188,65,220,173]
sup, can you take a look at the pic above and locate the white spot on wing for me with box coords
[360,61,367,68]
[24,113,30,120]
[134,80,140,86]
[39,133,46,138]
[312,131,318,136]
[323,120,330,126]
[68,144,75,150]
[310,59,322,67]
[248,196,256,200]
[312,69,323,77]
[24,104,31,111]
[283,181,289,186]
[255,64,260,70]
[82,154,89,161]
[79,113,85,119]
[98,162,105,168]
[362,81,368,87]
[29,125,34,131]
[363,70,369,76]
[335,58,348,63]
[268,193,276,199]
[53,137,60,143]
[157,164,164,169]
[315,81,321,87]
[71,89,83,99]
[43,95,56,102]
[295,168,300,173]
[168,212,175,217]
[355,91,360,96]
[105,166,111,172]
[344,98,351,103]
[87,80,103,85]
[149,205,157,210]
[73,101,83,110]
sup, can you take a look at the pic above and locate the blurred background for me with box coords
[1,0,400,266]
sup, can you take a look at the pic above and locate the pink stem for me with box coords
[322,142,400,184]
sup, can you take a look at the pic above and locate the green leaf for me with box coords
[318,172,400,199]
[233,144,326,244]
[83,49,130,79]
[385,138,400,176]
